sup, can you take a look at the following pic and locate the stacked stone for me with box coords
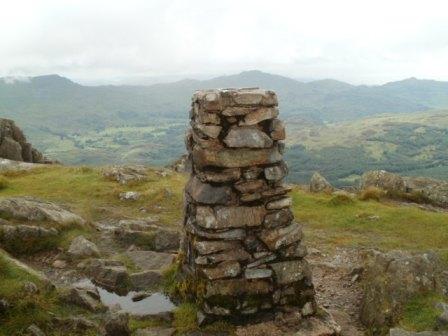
[182,88,316,319]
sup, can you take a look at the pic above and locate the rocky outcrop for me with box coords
[360,250,448,334]
[169,154,192,173]
[0,119,47,163]
[360,170,448,208]
[67,236,100,259]
[104,312,131,336]
[102,165,148,185]
[360,170,406,193]
[0,248,50,284]
[309,172,334,193]
[181,88,316,319]
[79,259,130,293]
[0,222,58,244]
[113,221,180,252]
[0,197,85,226]
[404,176,448,208]
[0,158,46,173]
[61,284,104,312]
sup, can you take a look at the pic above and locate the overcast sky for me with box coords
[1,0,448,85]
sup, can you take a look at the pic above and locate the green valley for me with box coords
[285,110,448,186]
[1,71,448,185]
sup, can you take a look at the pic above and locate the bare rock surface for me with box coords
[0,223,58,241]
[68,236,100,259]
[361,170,448,208]
[404,176,448,208]
[0,118,48,163]
[0,197,85,226]
[119,191,141,201]
[102,165,148,185]
[169,154,192,173]
[104,312,131,336]
[62,284,104,312]
[360,170,406,192]
[125,250,174,270]
[309,172,334,193]
[224,127,273,148]
[360,250,448,334]
[0,158,47,173]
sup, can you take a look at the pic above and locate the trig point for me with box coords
[181,88,316,319]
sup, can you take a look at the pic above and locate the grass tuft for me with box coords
[399,293,447,331]
[329,193,354,206]
[129,317,165,332]
[173,302,198,334]
[0,175,9,190]
[359,186,385,201]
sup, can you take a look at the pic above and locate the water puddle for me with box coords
[75,279,176,315]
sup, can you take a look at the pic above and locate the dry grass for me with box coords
[358,186,385,201]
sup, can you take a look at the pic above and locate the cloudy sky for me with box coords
[1,0,448,84]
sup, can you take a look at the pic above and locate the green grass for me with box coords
[129,317,165,333]
[292,187,448,254]
[0,176,9,190]
[0,165,187,228]
[173,303,198,334]
[0,222,92,256]
[399,293,447,331]
[1,166,448,333]
[113,253,141,273]
[0,250,95,335]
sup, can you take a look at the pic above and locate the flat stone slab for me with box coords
[196,205,266,229]
[186,177,236,205]
[200,260,241,280]
[223,127,273,148]
[126,251,175,270]
[270,259,311,285]
[258,222,302,251]
[193,240,242,255]
[0,197,85,226]
[239,107,279,126]
[192,145,282,168]
[205,279,272,297]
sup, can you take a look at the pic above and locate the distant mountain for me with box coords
[2,71,448,131]
[1,70,448,167]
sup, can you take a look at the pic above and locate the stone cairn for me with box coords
[182,88,316,319]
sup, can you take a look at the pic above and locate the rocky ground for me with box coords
[309,247,365,336]
[0,164,447,336]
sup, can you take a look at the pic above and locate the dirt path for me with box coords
[309,246,366,336]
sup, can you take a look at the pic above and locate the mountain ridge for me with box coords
[1,69,448,169]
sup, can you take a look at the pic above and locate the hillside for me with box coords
[3,72,448,133]
[1,71,448,177]
[0,165,447,335]
[285,110,448,186]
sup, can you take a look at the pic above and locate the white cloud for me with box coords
[0,0,447,84]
